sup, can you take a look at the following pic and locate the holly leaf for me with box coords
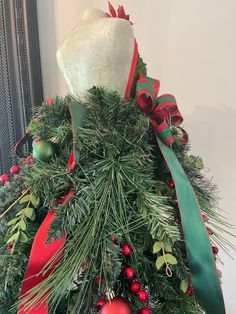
[180,279,189,293]
[7,218,18,226]
[20,231,28,243]
[164,254,177,265]
[30,195,40,207]
[19,195,31,204]
[7,231,20,244]
[156,256,165,270]
[153,241,162,254]
[23,207,33,218]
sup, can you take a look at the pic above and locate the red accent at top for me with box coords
[125,40,139,99]
[106,2,133,25]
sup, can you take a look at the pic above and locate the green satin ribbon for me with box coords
[67,102,87,170]
[157,136,225,314]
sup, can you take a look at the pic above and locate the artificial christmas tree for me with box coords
[0,3,234,314]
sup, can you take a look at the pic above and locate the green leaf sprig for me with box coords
[153,241,177,277]
[6,194,40,254]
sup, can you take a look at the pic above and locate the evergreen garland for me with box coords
[0,88,234,313]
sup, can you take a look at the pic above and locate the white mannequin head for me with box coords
[57,7,135,99]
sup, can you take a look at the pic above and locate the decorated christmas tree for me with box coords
[0,4,234,314]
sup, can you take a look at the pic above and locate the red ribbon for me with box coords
[136,75,186,145]
[18,192,75,314]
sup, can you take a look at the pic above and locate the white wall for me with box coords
[37,1,236,312]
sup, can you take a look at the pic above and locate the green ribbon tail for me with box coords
[68,102,87,169]
[156,136,225,314]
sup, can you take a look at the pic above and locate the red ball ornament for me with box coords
[137,290,148,302]
[140,307,151,314]
[122,244,132,256]
[10,165,20,175]
[186,288,193,296]
[124,267,135,279]
[169,181,175,189]
[212,246,219,254]
[101,297,131,314]
[0,174,10,184]
[130,281,141,293]
[98,298,106,307]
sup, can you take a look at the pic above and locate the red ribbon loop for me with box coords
[136,75,187,145]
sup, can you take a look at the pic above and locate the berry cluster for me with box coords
[122,244,151,314]
[96,241,151,313]
[201,213,221,280]
[0,165,20,184]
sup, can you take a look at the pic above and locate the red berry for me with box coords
[140,307,151,314]
[212,246,219,254]
[7,244,13,252]
[130,281,141,293]
[33,138,40,144]
[111,236,118,243]
[97,298,106,307]
[0,174,10,184]
[216,269,222,278]
[45,98,54,106]
[202,213,209,222]
[122,244,132,256]
[206,227,213,235]
[137,290,148,302]
[124,267,135,279]
[25,155,34,165]
[169,182,175,189]
[186,288,193,296]
[95,276,103,285]
[10,165,20,175]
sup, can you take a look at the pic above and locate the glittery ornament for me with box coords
[101,297,131,314]
[33,140,55,162]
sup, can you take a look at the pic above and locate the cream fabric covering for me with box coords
[57,8,135,99]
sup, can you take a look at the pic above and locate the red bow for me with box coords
[136,75,188,145]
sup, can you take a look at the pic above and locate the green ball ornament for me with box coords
[33,140,55,162]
